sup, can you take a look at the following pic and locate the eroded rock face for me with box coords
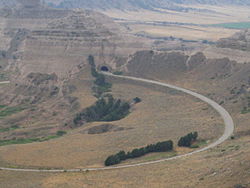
[187,52,206,70]
[127,51,189,80]
[217,29,250,51]
[2,10,147,79]
[126,50,250,114]
[6,72,60,105]
[0,0,150,81]
[0,2,150,133]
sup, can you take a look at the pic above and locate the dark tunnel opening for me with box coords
[100,66,109,72]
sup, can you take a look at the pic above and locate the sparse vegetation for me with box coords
[0,132,67,147]
[0,125,19,133]
[73,95,130,126]
[113,71,123,75]
[0,73,7,81]
[0,105,26,118]
[0,138,41,146]
[241,107,250,114]
[0,105,6,109]
[105,140,173,166]
[178,132,198,147]
[88,55,112,98]
[241,95,250,114]
[56,130,67,136]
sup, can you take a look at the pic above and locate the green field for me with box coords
[211,22,250,29]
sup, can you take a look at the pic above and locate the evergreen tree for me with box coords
[105,155,121,166]
[73,96,131,126]
[178,132,198,147]
[88,55,95,68]
[104,140,174,166]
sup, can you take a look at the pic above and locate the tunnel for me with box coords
[100,66,109,72]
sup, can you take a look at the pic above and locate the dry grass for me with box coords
[103,6,250,24]
[129,24,237,41]
[0,136,247,188]
[0,77,223,169]
[0,4,249,187]
[1,104,249,188]
[0,68,249,188]
[39,135,250,188]
[103,5,250,41]
[202,47,250,63]
[2,133,248,188]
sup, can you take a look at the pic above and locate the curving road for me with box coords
[0,73,234,173]
[0,81,10,84]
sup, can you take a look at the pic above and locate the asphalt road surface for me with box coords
[0,81,10,84]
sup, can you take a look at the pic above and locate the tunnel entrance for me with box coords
[100,66,109,72]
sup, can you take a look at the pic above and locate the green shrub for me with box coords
[0,125,19,133]
[105,155,121,166]
[133,97,141,104]
[104,140,173,166]
[113,71,123,75]
[56,131,67,136]
[74,95,130,126]
[0,106,25,118]
[0,132,66,147]
[178,132,198,147]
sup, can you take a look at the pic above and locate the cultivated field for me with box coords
[103,5,250,41]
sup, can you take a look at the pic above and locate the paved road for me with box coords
[0,73,234,173]
[0,81,10,84]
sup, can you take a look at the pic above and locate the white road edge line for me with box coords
[0,73,234,173]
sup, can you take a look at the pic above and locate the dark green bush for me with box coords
[178,132,198,147]
[104,140,173,166]
[73,95,130,126]
[133,97,142,104]
[56,131,67,136]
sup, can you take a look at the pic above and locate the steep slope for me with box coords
[0,0,151,143]
[217,29,250,51]
[126,50,250,114]
[0,0,151,80]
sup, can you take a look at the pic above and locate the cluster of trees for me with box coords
[105,140,173,166]
[88,55,112,98]
[178,132,198,147]
[74,95,130,126]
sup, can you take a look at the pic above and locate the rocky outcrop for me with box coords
[127,51,189,80]
[217,29,250,51]
[126,50,250,113]
[0,6,148,79]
